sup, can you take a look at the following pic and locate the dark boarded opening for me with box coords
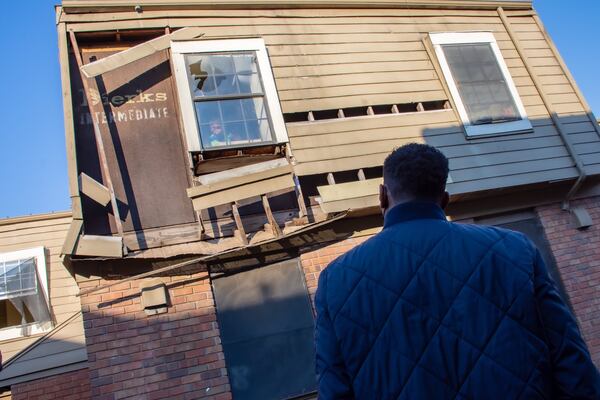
[70,46,196,235]
[495,217,572,307]
[212,259,316,400]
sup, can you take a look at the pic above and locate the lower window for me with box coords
[212,259,316,400]
[0,247,52,341]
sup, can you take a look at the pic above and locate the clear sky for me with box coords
[0,1,598,218]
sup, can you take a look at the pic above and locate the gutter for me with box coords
[498,7,587,210]
[60,0,533,13]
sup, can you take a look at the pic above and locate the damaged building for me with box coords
[1,0,600,399]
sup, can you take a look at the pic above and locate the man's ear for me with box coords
[440,191,450,210]
[379,184,389,215]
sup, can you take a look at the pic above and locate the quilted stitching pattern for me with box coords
[315,203,600,399]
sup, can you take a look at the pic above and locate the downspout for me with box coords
[498,7,587,210]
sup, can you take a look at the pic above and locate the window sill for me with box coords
[464,119,534,139]
[0,321,53,342]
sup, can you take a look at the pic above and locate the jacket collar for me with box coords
[383,201,447,229]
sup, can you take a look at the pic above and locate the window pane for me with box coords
[186,53,263,99]
[0,258,37,299]
[442,43,520,125]
[195,98,272,149]
[241,98,268,120]
[245,119,272,142]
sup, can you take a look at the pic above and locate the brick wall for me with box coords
[78,272,231,400]
[11,368,91,400]
[537,195,600,366]
[300,236,370,308]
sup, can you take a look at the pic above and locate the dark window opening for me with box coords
[283,100,449,123]
[212,259,316,400]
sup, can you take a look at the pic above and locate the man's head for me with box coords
[380,143,449,214]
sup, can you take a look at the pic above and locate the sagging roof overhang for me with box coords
[59,0,532,14]
[73,210,382,297]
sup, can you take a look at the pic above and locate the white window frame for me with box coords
[430,31,532,137]
[171,38,289,152]
[0,247,52,341]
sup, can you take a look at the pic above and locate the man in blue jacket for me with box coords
[315,143,600,399]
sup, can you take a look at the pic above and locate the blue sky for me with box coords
[0,1,599,218]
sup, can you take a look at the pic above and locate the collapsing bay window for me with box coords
[0,247,52,341]
[431,32,532,137]
[172,39,288,152]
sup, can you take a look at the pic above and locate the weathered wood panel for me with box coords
[505,13,600,167]
[70,47,197,235]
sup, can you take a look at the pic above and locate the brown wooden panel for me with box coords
[269,50,430,68]
[287,109,456,137]
[275,70,438,91]
[190,174,296,210]
[273,60,434,78]
[278,79,442,101]
[70,47,196,235]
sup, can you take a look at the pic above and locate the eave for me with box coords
[60,0,533,14]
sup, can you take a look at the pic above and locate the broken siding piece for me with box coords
[79,26,204,77]
[74,235,123,257]
[187,164,295,211]
[78,172,111,206]
[317,178,382,213]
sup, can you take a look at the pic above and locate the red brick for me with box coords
[11,368,91,400]
[537,196,600,366]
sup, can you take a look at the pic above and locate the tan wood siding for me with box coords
[0,215,85,371]
[61,7,600,201]
[506,14,600,169]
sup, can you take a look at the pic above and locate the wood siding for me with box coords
[59,6,600,208]
[0,214,87,384]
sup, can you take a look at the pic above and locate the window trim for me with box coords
[171,38,289,152]
[430,31,532,137]
[0,246,52,342]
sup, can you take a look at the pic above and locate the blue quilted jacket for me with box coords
[315,201,600,399]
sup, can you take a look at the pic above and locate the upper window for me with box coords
[0,247,52,341]
[172,39,288,152]
[430,32,532,137]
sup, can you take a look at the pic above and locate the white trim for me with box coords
[0,321,53,342]
[171,38,289,152]
[0,247,52,342]
[430,31,532,137]
[0,247,49,304]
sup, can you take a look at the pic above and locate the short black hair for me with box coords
[383,143,449,201]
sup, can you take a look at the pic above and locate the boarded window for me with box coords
[212,259,316,400]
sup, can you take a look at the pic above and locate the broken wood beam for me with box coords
[327,173,336,185]
[262,194,282,237]
[231,202,248,245]
[78,172,110,206]
[79,26,204,78]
